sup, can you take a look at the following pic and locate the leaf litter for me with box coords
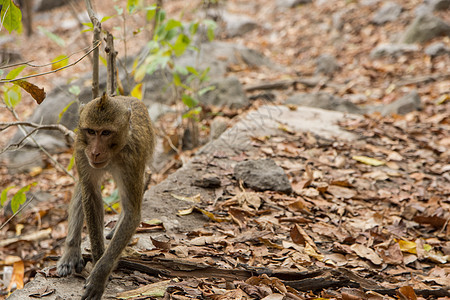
[1,0,449,298]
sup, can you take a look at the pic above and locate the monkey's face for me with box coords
[82,128,120,169]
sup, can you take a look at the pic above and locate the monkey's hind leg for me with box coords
[57,184,85,276]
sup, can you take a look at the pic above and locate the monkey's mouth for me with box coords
[89,160,109,169]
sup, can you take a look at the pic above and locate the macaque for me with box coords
[57,94,155,300]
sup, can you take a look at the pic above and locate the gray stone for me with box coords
[427,0,450,10]
[209,117,228,140]
[415,4,433,16]
[368,90,421,116]
[199,76,249,108]
[401,13,450,44]
[315,54,340,75]
[175,41,277,79]
[372,2,403,24]
[370,43,419,58]
[276,0,312,9]
[285,92,364,114]
[147,103,175,122]
[222,12,258,37]
[234,159,292,194]
[425,42,450,56]
[4,149,45,175]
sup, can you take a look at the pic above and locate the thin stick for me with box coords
[0,42,100,84]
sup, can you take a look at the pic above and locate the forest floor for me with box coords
[0,0,449,299]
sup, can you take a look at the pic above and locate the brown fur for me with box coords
[57,95,155,300]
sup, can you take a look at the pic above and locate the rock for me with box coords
[234,159,292,194]
[332,11,345,31]
[34,0,78,11]
[315,54,340,76]
[222,12,258,37]
[285,92,364,114]
[199,76,249,108]
[276,0,312,9]
[426,0,450,10]
[209,117,229,140]
[372,2,403,24]
[147,103,175,122]
[361,0,380,5]
[368,90,421,116]
[175,41,277,79]
[3,149,45,175]
[193,174,221,188]
[370,43,419,58]
[401,13,450,44]
[414,4,433,16]
[425,42,450,56]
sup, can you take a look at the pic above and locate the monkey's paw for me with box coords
[57,254,85,276]
[82,275,106,300]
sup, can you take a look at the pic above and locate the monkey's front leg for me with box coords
[57,184,85,276]
[82,194,141,300]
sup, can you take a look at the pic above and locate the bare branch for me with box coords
[0,42,101,84]
[85,0,101,99]
[0,121,76,143]
[105,31,117,95]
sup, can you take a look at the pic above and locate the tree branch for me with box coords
[0,42,101,84]
[84,0,101,99]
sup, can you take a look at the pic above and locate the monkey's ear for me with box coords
[79,103,86,114]
[97,92,108,110]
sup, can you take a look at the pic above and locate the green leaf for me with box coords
[0,0,22,33]
[173,33,190,57]
[51,54,69,70]
[198,85,215,96]
[145,5,157,21]
[10,183,36,213]
[127,0,139,13]
[199,67,211,82]
[67,154,75,171]
[204,19,217,41]
[81,22,93,33]
[182,106,202,119]
[189,22,199,36]
[4,84,21,108]
[37,26,65,47]
[165,19,182,31]
[101,15,113,23]
[5,65,26,80]
[1,186,15,206]
[58,100,76,123]
[186,66,199,76]
[182,94,198,109]
[68,85,81,96]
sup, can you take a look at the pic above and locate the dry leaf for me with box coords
[350,243,382,265]
[13,79,46,104]
[352,155,385,166]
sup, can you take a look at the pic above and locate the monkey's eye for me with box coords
[86,129,95,135]
[101,130,112,136]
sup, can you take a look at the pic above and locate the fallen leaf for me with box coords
[397,286,417,300]
[352,155,385,166]
[116,279,175,298]
[171,193,202,203]
[7,261,24,292]
[350,243,382,265]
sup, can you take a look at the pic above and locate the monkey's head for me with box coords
[78,93,131,169]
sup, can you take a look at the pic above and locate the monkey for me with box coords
[57,93,155,300]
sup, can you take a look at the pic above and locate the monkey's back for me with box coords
[117,96,155,165]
